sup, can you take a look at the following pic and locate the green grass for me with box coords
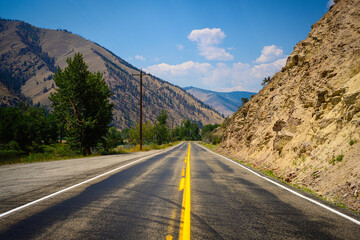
[0,143,86,165]
[198,142,219,150]
[0,149,26,164]
[261,169,278,179]
[106,141,181,154]
[0,141,182,165]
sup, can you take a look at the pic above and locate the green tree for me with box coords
[0,104,59,152]
[103,127,123,150]
[261,76,271,86]
[154,110,169,145]
[202,123,222,144]
[181,119,200,141]
[49,53,113,155]
[241,97,249,105]
[129,121,154,145]
[202,123,220,136]
[120,128,130,143]
[172,126,183,141]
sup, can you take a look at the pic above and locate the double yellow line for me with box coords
[179,142,191,240]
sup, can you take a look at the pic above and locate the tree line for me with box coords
[126,111,202,146]
[0,103,58,152]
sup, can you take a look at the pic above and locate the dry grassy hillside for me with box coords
[219,0,360,212]
[0,19,223,128]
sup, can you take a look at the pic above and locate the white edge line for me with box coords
[0,142,184,219]
[195,143,360,226]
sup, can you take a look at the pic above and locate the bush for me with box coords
[203,131,222,145]
[0,149,25,164]
[349,139,357,146]
[8,140,20,150]
[329,154,344,165]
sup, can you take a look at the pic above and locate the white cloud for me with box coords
[145,61,213,87]
[188,28,225,46]
[145,57,287,92]
[255,45,284,63]
[204,58,287,91]
[198,45,234,61]
[176,44,184,51]
[188,28,233,61]
[135,55,146,61]
[327,0,335,8]
[154,57,160,62]
[146,61,212,76]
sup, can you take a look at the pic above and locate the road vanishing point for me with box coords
[0,142,359,239]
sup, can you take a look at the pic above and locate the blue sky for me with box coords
[0,0,334,92]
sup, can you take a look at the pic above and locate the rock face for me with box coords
[219,0,360,212]
[0,19,223,128]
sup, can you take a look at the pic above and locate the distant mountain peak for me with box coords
[184,86,256,117]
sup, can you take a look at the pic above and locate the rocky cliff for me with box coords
[0,19,223,128]
[219,0,360,212]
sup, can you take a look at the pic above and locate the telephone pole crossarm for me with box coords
[132,69,150,151]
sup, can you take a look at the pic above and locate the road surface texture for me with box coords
[0,142,359,239]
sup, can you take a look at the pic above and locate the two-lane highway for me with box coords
[0,142,359,239]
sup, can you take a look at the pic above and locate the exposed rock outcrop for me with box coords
[219,0,360,212]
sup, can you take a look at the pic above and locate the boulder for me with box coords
[273,130,294,152]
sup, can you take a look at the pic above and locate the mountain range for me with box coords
[184,86,256,117]
[0,19,224,129]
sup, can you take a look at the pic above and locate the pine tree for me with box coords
[261,76,271,86]
[49,53,113,155]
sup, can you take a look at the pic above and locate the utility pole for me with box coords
[132,69,149,151]
[171,117,174,143]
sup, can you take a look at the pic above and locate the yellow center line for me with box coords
[179,142,191,240]
[166,208,177,240]
[179,177,185,191]
[166,142,192,240]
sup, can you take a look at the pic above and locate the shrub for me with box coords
[329,154,344,165]
[349,139,357,146]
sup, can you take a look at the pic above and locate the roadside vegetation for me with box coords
[0,103,208,165]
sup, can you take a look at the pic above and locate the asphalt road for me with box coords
[0,142,359,239]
